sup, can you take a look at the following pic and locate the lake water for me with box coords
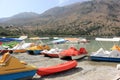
[38,39,119,54]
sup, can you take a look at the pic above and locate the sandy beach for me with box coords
[11,53,120,80]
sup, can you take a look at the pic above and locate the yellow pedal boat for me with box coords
[0,52,37,80]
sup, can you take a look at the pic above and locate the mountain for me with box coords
[57,0,91,6]
[0,18,10,23]
[0,12,39,25]
[0,0,120,37]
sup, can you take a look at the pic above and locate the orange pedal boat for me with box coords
[37,60,77,76]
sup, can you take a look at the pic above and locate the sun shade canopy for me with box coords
[95,38,120,42]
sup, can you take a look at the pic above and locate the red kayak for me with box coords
[37,60,77,76]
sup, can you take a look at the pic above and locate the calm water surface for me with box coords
[39,39,119,54]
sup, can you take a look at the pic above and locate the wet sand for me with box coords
[13,53,120,80]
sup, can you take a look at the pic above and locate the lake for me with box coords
[37,39,119,54]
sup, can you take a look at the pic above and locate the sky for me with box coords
[0,0,90,18]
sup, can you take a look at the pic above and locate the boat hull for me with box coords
[0,70,36,80]
[72,54,87,60]
[13,49,26,53]
[37,60,77,76]
[43,53,59,58]
[0,50,10,55]
[90,56,120,62]
[27,50,42,55]
[59,54,87,60]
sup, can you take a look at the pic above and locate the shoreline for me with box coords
[12,53,119,80]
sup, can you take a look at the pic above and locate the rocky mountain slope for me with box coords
[0,0,120,37]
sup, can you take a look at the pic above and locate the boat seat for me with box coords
[0,52,11,64]
[0,52,27,66]
[79,47,87,54]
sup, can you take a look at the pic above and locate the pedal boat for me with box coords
[41,48,63,58]
[27,45,50,55]
[12,42,35,53]
[0,52,37,80]
[59,47,87,60]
